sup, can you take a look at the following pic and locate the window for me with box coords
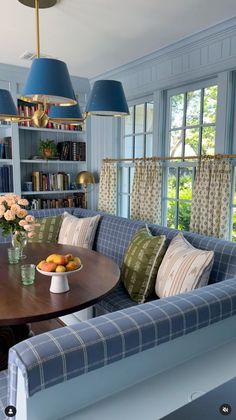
[164,83,218,230]
[118,100,153,217]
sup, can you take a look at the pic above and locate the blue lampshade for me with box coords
[85,80,129,116]
[21,58,77,106]
[48,103,83,124]
[0,89,20,121]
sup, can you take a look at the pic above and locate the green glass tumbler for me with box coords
[21,264,36,285]
[8,247,20,264]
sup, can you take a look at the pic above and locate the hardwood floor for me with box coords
[31,318,65,335]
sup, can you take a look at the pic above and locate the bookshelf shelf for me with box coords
[21,160,86,164]
[0,159,12,164]
[22,189,83,196]
[19,126,86,135]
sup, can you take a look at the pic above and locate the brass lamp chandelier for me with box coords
[0,0,129,128]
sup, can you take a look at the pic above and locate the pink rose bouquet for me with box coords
[0,194,39,238]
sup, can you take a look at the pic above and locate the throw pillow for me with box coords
[28,215,62,243]
[155,233,214,298]
[58,212,100,249]
[122,226,166,304]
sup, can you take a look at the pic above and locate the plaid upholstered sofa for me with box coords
[1,207,236,419]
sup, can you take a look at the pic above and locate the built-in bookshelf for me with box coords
[0,112,87,209]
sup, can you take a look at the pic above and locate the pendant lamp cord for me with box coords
[35,0,40,58]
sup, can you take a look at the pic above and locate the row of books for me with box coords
[0,137,12,159]
[32,171,72,192]
[0,165,13,192]
[29,193,85,210]
[57,141,86,161]
[17,101,83,131]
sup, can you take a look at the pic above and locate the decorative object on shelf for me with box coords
[0,1,129,126]
[0,194,39,258]
[76,171,95,209]
[39,139,57,159]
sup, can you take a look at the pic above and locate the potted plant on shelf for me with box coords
[39,139,57,160]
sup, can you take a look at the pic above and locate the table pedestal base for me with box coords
[0,324,31,371]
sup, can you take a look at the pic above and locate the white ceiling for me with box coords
[1,0,236,78]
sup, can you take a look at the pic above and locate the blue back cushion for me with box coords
[73,209,236,285]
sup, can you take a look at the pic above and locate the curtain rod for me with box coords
[103,153,236,163]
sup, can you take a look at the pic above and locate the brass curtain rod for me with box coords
[103,153,236,163]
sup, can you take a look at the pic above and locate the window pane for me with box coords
[232,209,236,242]
[202,126,215,155]
[170,130,183,157]
[130,167,134,192]
[146,102,153,132]
[135,104,145,133]
[170,94,184,128]
[233,171,236,205]
[125,106,133,135]
[145,134,153,157]
[203,85,218,124]
[167,200,176,228]
[178,201,191,230]
[120,167,129,194]
[179,167,193,200]
[185,128,199,156]
[167,167,177,198]
[186,90,201,126]
[134,135,144,158]
[124,136,133,158]
[120,194,129,218]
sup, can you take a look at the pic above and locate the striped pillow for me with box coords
[58,212,100,249]
[155,233,214,298]
[122,227,166,304]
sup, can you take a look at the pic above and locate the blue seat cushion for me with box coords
[0,370,8,420]
[95,283,138,314]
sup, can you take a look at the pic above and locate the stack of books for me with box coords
[0,165,13,192]
[29,193,85,209]
[0,137,12,159]
[32,171,71,191]
[57,141,86,161]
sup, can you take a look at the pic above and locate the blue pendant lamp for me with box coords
[21,58,77,106]
[85,80,129,117]
[18,0,76,107]
[48,102,83,124]
[0,89,21,121]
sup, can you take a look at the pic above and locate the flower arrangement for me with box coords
[0,194,39,239]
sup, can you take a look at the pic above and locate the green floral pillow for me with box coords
[122,227,166,304]
[28,215,62,243]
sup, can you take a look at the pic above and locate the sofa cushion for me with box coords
[58,212,100,249]
[122,227,166,303]
[0,369,8,419]
[94,283,138,314]
[28,215,62,243]
[155,233,214,298]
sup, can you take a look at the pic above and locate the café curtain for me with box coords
[131,160,162,224]
[98,161,117,215]
[190,159,232,239]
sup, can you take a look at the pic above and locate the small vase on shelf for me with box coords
[12,231,28,260]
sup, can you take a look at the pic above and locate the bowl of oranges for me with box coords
[36,253,82,293]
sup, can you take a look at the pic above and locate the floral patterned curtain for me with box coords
[131,160,162,224]
[190,159,232,239]
[98,161,117,215]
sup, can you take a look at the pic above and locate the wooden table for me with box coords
[0,243,120,326]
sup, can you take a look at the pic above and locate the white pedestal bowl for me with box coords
[36,265,83,293]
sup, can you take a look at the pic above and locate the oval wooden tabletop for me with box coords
[0,243,120,325]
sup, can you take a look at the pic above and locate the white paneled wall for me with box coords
[89,17,236,209]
